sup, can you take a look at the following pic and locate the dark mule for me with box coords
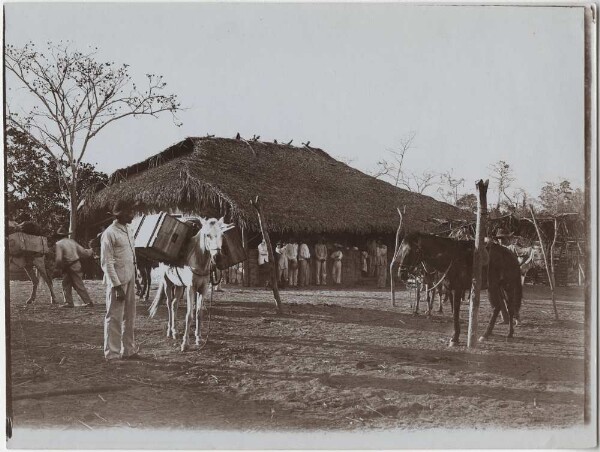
[135,255,158,301]
[396,232,522,345]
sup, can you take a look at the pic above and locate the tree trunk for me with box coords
[250,197,282,312]
[467,179,489,348]
[69,184,78,237]
[529,205,559,320]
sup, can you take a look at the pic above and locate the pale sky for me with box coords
[4,3,586,202]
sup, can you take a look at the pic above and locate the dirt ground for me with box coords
[7,279,586,431]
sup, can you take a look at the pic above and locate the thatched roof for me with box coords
[81,137,472,234]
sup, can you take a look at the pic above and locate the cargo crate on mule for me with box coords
[8,232,49,257]
[132,213,192,264]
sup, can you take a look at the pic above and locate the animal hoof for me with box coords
[180,343,188,352]
[448,340,459,347]
[478,335,488,342]
[25,299,33,305]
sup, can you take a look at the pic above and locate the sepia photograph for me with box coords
[2,2,597,449]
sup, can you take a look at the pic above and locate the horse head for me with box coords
[395,232,423,278]
[198,216,233,266]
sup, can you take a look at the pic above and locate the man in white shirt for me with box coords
[286,239,299,287]
[314,239,328,285]
[257,239,270,287]
[100,200,139,361]
[330,246,343,285]
[298,240,311,286]
[275,242,289,287]
[55,226,94,307]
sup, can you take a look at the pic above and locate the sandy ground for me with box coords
[7,279,585,431]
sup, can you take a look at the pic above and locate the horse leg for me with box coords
[505,288,515,339]
[165,283,174,338]
[37,264,58,304]
[24,265,39,305]
[171,289,180,339]
[144,267,151,301]
[498,288,510,324]
[437,290,443,313]
[414,283,421,314]
[479,307,501,341]
[426,285,433,317]
[195,291,204,346]
[181,287,194,352]
[450,289,461,345]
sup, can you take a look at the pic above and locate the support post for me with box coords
[467,179,489,348]
[529,205,559,320]
[250,196,282,312]
[390,207,404,307]
[550,217,558,288]
[241,226,250,287]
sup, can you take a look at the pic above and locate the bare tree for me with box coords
[488,160,515,210]
[5,41,182,234]
[401,170,438,194]
[370,131,437,194]
[437,169,465,205]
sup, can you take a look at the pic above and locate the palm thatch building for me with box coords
[81,136,472,286]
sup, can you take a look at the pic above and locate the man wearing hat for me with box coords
[100,200,139,360]
[55,226,94,308]
[494,228,513,247]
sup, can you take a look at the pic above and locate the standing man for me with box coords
[286,238,299,287]
[275,241,289,287]
[314,238,328,285]
[257,239,270,287]
[55,226,94,308]
[375,239,388,288]
[101,200,140,361]
[298,240,311,286]
[330,245,343,285]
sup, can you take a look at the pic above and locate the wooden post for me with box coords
[529,205,559,320]
[241,226,250,287]
[250,196,282,312]
[550,217,558,288]
[390,207,404,307]
[467,179,489,348]
[576,242,585,286]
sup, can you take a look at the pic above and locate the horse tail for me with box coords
[148,264,168,318]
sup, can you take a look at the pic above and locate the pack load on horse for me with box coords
[143,213,246,351]
[395,232,522,346]
[7,215,57,305]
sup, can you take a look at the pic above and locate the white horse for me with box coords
[149,217,230,351]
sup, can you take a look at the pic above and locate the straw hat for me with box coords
[495,228,513,238]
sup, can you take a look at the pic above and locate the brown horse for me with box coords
[395,232,522,345]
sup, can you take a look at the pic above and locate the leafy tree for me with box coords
[488,160,515,210]
[6,127,108,236]
[538,180,584,215]
[5,41,181,234]
[455,193,478,213]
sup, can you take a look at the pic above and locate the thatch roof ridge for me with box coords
[83,136,473,234]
